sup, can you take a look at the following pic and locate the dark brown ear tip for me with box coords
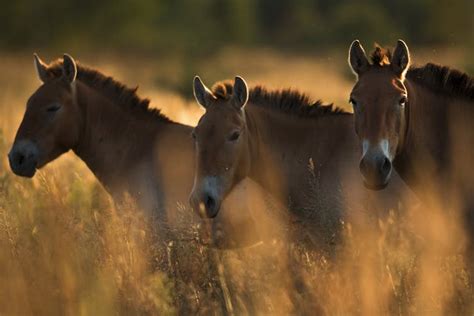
[63,53,75,62]
[33,53,42,63]
[350,39,361,47]
[234,76,247,85]
[194,75,202,82]
[396,39,409,48]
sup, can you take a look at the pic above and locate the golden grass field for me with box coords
[0,48,473,315]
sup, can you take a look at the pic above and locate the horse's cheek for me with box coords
[56,113,77,148]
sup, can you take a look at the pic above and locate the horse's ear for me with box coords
[391,40,410,79]
[232,76,249,109]
[193,76,215,109]
[34,53,51,83]
[348,40,370,76]
[62,54,77,84]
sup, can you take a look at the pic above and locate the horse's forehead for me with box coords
[29,81,66,105]
[355,69,403,96]
[203,105,242,128]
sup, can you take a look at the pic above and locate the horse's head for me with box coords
[348,40,411,190]
[9,54,81,177]
[189,76,250,218]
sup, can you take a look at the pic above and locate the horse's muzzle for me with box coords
[8,140,39,178]
[359,151,392,190]
[189,190,221,219]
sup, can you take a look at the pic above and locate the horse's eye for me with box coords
[228,131,240,142]
[399,96,408,107]
[46,104,61,112]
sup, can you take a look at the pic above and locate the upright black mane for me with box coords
[48,59,171,122]
[211,81,347,117]
[407,63,474,100]
[369,45,474,100]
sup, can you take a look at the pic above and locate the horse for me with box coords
[188,76,415,246]
[347,39,474,258]
[347,40,474,211]
[7,54,277,248]
[8,54,194,219]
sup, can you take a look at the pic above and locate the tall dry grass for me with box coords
[0,49,472,315]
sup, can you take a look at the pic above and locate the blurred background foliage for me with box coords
[2,0,470,98]
[0,0,472,56]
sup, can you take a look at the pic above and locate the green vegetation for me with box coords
[1,0,472,55]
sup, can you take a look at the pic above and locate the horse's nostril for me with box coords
[205,195,215,211]
[17,153,25,166]
[381,157,392,176]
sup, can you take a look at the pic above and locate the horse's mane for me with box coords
[47,59,171,122]
[211,81,347,117]
[407,64,474,100]
[369,46,474,100]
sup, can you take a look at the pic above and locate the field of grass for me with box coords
[0,48,473,315]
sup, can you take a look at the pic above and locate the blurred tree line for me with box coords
[0,0,471,54]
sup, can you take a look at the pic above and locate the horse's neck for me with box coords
[72,82,160,193]
[245,105,356,204]
[398,79,458,190]
[246,104,354,157]
[71,82,196,215]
